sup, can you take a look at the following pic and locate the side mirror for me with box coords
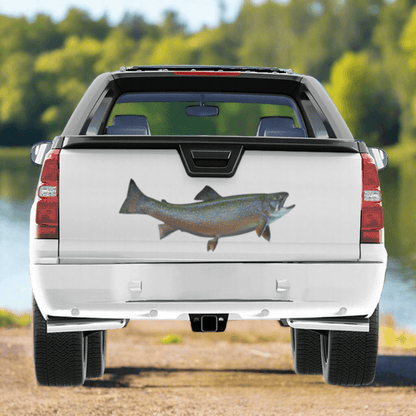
[30,141,52,166]
[368,147,388,171]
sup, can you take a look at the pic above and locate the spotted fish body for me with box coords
[120,179,295,251]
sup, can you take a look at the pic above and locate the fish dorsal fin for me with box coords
[194,186,222,201]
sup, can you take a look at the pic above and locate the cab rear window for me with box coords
[106,93,306,137]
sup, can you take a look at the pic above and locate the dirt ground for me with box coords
[1,320,416,416]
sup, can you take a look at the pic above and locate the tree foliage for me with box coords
[325,51,399,146]
[0,0,415,147]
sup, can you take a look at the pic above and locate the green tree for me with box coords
[119,13,160,40]
[183,25,239,65]
[400,5,416,132]
[0,16,30,64]
[0,52,46,146]
[331,0,384,52]
[130,23,238,66]
[27,14,64,53]
[159,10,187,36]
[0,2,412,147]
[290,0,385,80]
[94,28,136,73]
[372,0,416,140]
[35,36,102,137]
[58,8,110,40]
[235,0,296,68]
[0,52,36,125]
[325,51,399,146]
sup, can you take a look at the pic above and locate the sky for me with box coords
[0,0,285,33]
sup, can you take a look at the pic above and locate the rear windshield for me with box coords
[106,93,306,137]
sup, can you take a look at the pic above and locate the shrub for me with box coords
[160,334,182,344]
[0,309,31,327]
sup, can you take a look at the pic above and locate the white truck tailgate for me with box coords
[59,149,362,262]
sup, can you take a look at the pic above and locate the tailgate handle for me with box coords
[179,145,243,177]
[191,150,231,167]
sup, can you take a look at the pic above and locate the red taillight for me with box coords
[361,230,382,244]
[174,71,241,76]
[40,153,59,183]
[360,153,383,243]
[361,206,383,229]
[37,226,59,239]
[35,149,60,239]
[36,200,58,225]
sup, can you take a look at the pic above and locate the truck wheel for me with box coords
[320,305,379,386]
[33,298,87,387]
[291,328,323,375]
[86,330,106,379]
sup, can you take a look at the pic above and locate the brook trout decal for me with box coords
[120,180,295,251]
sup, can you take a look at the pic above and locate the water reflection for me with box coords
[379,160,416,279]
[1,150,416,328]
[0,159,38,203]
[0,154,38,312]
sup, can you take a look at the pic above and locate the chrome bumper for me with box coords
[288,317,370,332]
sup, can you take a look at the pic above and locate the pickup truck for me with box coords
[30,65,388,387]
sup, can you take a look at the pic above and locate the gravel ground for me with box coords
[1,320,416,415]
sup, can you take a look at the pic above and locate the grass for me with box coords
[380,314,416,350]
[160,334,182,344]
[0,309,31,328]
[156,314,416,351]
[227,333,286,344]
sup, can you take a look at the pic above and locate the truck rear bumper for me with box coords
[31,248,387,323]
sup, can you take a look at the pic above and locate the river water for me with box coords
[1,150,416,330]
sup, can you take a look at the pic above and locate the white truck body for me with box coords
[30,67,387,329]
[29,66,388,387]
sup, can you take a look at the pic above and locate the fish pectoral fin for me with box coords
[256,220,268,238]
[207,237,219,252]
[262,225,271,241]
[194,186,222,201]
[158,223,178,239]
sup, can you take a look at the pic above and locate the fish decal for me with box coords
[120,180,295,251]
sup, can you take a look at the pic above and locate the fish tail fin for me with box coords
[120,179,147,214]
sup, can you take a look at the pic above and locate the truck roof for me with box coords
[61,67,353,141]
[113,65,297,75]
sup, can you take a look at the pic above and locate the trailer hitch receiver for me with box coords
[189,314,228,332]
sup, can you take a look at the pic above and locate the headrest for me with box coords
[106,115,151,135]
[256,116,306,137]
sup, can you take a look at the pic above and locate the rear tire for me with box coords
[320,305,379,386]
[291,328,323,375]
[33,298,87,387]
[86,331,106,379]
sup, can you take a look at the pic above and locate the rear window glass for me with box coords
[106,93,306,137]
